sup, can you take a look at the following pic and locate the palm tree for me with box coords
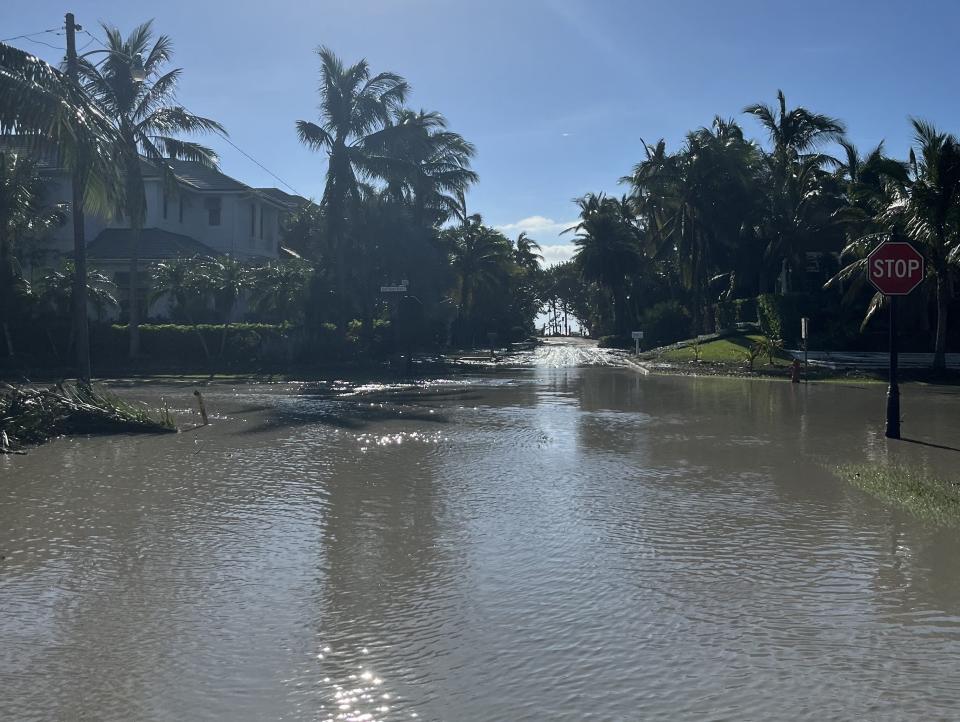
[445,222,513,341]
[199,256,252,356]
[744,91,846,292]
[385,109,478,227]
[827,121,960,368]
[1,41,122,379]
[567,193,642,335]
[35,261,118,358]
[150,256,213,361]
[513,232,543,274]
[249,259,313,324]
[296,46,409,319]
[78,21,225,360]
[0,152,65,355]
[743,90,845,173]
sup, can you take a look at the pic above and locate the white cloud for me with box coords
[495,215,578,268]
[540,244,578,267]
[495,215,576,239]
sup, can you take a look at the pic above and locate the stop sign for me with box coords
[867,242,924,296]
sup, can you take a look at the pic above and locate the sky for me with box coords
[4,0,960,266]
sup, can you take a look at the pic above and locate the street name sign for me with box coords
[867,242,924,296]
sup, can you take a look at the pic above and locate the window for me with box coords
[259,207,264,239]
[162,193,168,219]
[250,203,256,237]
[179,197,184,223]
[205,197,221,226]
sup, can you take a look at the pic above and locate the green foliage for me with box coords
[640,301,692,348]
[597,335,632,349]
[714,297,758,330]
[751,335,785,365]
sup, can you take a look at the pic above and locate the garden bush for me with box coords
[641,301,692,347]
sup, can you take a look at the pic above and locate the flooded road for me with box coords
[3,347,960,720]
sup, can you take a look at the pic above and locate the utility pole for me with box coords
[65,12,92,383]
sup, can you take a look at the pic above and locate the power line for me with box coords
[22,36,64,52]
[0,27,60,43]
[81,29,109,50]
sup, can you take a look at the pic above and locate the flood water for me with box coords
[3,347,960,721]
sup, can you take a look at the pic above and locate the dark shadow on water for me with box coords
[900,437,960,453]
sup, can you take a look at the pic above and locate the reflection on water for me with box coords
[2,368,960,720]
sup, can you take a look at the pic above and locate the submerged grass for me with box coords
[837,462,960,525]
[0,382,175,452]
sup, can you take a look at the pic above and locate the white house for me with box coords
[9,137,295,318]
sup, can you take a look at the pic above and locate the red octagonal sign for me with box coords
[867,241,925,296]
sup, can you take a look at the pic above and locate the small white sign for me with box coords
[380,285,408,293]
[631,331,644,340]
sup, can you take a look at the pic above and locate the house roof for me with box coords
[256,187,312,209]
[142,158,249,192]
[0,135,63,171]
[87,227,218,261]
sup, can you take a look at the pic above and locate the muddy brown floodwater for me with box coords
[2,347,960,721]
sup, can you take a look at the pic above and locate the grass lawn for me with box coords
[658,333,792,367]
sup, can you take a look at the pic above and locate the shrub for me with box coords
[641,301,692,348]
[597,335,632,349]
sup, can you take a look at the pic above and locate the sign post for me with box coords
[631,330,644,356]
[801,317,809,380]
[867,242,924,439]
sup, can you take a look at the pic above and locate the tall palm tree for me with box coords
[296,46,409,318]
[744,91,846,292]
[513,232,543,274]
[446,222,513,328]
[743,90,845,173]
[827,120,960,368]
[78,21,225,360]
[567,193,642,335]
[1,41,122,379]
[385,109,478,227]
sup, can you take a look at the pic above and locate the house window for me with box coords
[259,208,264,239]
[179,197,184,223]
[162,193,168,219]
[206,197,221,226]
[250,203,256,237]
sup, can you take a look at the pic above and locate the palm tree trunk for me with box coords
[933,273,949,370]
[128,223,142,359]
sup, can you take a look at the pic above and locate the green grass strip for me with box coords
[837,462,960,526]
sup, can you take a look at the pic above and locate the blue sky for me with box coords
[4,0,960,264]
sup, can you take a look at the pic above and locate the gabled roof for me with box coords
[87,227,218,261]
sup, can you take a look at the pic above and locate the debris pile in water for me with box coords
[0,383,175,454]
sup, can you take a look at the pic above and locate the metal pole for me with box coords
[65,12,92,383]
[885,296,900,439]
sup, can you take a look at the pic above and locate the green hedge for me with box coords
[757,293,823,346]
[714,298,758,330]
[641,301,692,347]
